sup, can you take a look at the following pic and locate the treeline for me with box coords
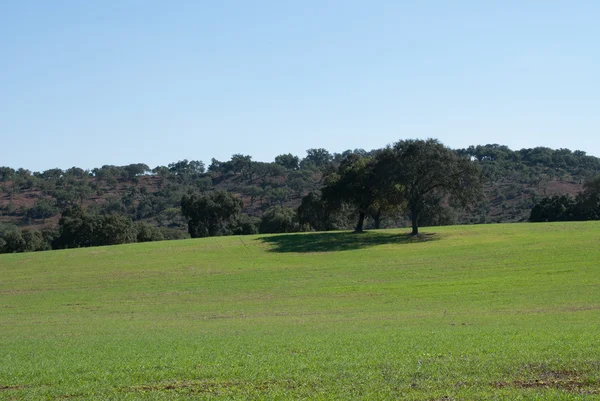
[1,141,599,254]
[0,206,188,254]
[530,176,600,222]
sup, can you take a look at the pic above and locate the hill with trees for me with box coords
[1,141,599,253]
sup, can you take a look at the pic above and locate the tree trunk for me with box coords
[373,209,382,229]
[411,207,419,235]
[355,211,366,233]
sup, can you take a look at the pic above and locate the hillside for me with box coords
[1,144,599,236]
[1,223,599,399]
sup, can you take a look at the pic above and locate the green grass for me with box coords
[1,222,599,400]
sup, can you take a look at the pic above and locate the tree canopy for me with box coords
[1,140,599,254]
[379,139,484,235]
[181,191,244,238]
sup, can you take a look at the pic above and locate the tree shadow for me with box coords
[258,231,439,253]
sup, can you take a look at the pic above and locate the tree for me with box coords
[251,162,285,187]
[298,192,333,231]
[301,148,333,169]
[54,206,139,248]
[577,175,600,219]
[135,222,165,242]
[152,166,170,188]
[65,167,86,178]
[529,195,576,222]
[168,160,204,176]
[54,205,98,248]
[380,139,484,235]
[41,168,63,181]
[194,176,213,192]
[321,154,403,232]
[93,215,137,245]
[181,191,243,237]
[21,229,48,252]
[230,154,253,176]
[530,175,600,222]
[26,198,60,221]
[416,192,459,227]
[74,184,93,206]
[0,167,15,189]
[298,191,355,231]
[208,158,234,175]
[232,214,260,235]
[322,155,376,232]
[124,163,150,178]
[242,185,263,206]
[0,223,25,253]
[267,187,291,207]
[14,168,33,189]
[259,207,301,233]
[52,189,80,209]
[275,153,300,170]
[367,196,404,230]
[288,170,313,198]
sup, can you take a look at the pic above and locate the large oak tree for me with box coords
[181,191,244,238]
[322,154,402,233]
[380,139,484,235]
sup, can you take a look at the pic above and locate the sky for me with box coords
[0,0,598,171]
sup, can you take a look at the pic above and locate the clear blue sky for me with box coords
[1,1,598,171]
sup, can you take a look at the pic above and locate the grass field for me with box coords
[1,222,599,400]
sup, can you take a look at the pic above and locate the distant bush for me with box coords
[0,223,25,253]
[260,207,301,234]
[234,214,260,235]
[26,198,60,220]
[530,175,600,222]
[181,191,244,238]
[135,222,165,243]
[21,229,49,252]
[54,206,136,249]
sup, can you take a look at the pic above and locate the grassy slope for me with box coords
[1,223,599,400]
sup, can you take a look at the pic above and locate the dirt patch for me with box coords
[129,379,299,394]
[0,385,24,391]
[545,181,583,196]
[493,370,599,394]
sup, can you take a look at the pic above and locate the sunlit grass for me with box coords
[1,222,599,400]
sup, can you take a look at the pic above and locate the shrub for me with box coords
[260,207,301,234]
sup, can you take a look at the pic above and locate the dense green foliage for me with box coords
[1,223,599,399]
[259,207,301,233]
[1,142,599,253]
[315,139,484,235]
[378,139,484,234]
[321,154,388,232]
[181,191,245,238]
[530,175,600,222]
[53,205,138,248]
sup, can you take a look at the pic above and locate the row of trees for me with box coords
[0,198,307,253]
[3,144,599,231]
[180,190,305,238]
[180,140,485,237]
[0,205,189,254]
[2,140,600,253]
[0,149,338,228]
[2,145,594,190]
[0,148,341,189]
[300,139,483,235]
[530,176,600,222]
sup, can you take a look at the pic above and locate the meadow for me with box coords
[1,222,599,400]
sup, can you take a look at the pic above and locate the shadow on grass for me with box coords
[258,231,439,253]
